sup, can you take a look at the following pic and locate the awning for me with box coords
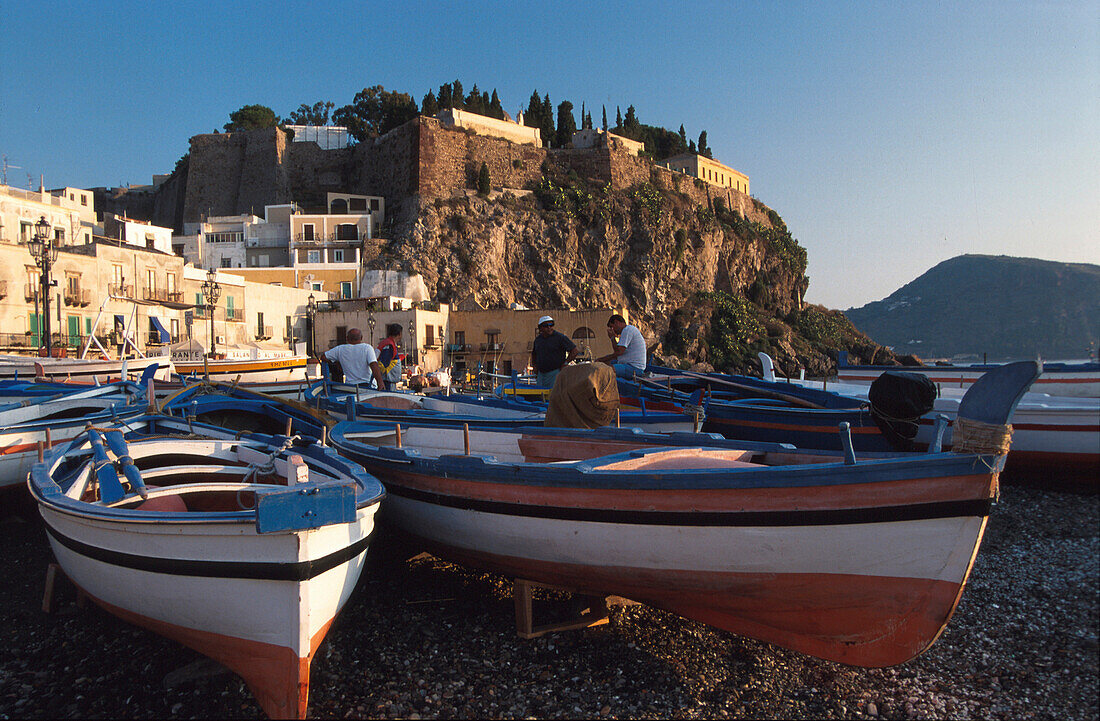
[150,316,171,344]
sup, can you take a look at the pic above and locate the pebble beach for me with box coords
[0,477,1095,720]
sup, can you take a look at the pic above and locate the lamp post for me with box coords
[201,268,221,357]
[29,216,59,357]
[306,293,316,356]
[367,303,376,344]
[406,317,416,368]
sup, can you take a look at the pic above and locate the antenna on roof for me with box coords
[1,155,22,185]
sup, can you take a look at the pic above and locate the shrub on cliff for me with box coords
[224,105,280,132]
[477,163,490,196]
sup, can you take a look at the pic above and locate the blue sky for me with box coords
[2,1,1096,309]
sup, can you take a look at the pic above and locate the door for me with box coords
[67,316,80,349]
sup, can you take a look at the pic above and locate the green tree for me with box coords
[489,89,504,119]
[602,105,608,131]
[616,106,622,129]
[623,105,640,136]
[555,100,577,147]
[287,101,334,126]
[438,83,453,109]
[540,94,555,147]
[421,90,439,116]
[524,90,543,127]
[333,86,419,141]
[698,130,712,159]
[477,162,491,195]
[452,80,464,108]
[224,104,279,132]
[678,124,688,148]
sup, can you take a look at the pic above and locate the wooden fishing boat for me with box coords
[159,381,332,441]
[331,361,1039,667]
[308,382,700,433]
[29,416,384,718]
[0,380,148,490]
[170,341,311,385]
[752,354,1100,476]
[836,351,1100,397]
[0,353,172,384]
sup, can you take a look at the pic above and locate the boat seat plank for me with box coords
[590,448,761,471]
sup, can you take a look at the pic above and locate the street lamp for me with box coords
[367,302,376,344]
[29,216,59,357]
[306,293,316,356]
[201,268,221,357]
[406,317,416,368]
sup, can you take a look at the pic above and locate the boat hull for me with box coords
[38,502,375,718]
[339,436,998,667]
[173,356,311,385]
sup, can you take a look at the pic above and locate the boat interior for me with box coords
[338,425,833,468]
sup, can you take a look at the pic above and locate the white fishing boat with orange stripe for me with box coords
[836,351,1100,397]
[170,339,311,385]
[29,417,384,718]
[332,361,1038,667]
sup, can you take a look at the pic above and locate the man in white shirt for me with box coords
[321,328,385,388]
[597,314,647,379]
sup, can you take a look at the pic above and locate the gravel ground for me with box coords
[0,477,1095,720]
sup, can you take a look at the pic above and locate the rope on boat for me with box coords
[951,417,1013,456]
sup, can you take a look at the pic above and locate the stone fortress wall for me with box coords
[167,114,761,232]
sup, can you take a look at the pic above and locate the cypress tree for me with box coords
[541,94,555,147]
[489,89,503,119]
[555,100,576,147]
[421,90,439,116]
[616,106,622,129]
[679,124,688,150]
[525,90,542,126]
[602,105,608,131]
[438,83,453,110]
[452,80,464,108]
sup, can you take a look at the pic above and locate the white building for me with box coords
[0,183,95,247]
[571,128,645,155]
[102,214,174,254]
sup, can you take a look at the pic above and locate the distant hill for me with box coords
[843,255,1100,361]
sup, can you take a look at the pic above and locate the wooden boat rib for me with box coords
[332,361,1039,667]
[29,418,384,718]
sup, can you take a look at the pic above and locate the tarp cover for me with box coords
[868,370,938,450]
[544,363,620,429]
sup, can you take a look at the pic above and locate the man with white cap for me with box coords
[529,315,578,388]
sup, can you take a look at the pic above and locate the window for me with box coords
[170,319,179,342]
[307,250,321,264]
[302,224,314,241]
[146,268,156,292]
[310,282,322,291]
[66,275,80,294]
[206,231,243,244]
[333,249,345,263]
[336,326,347,345]
[425,325,434,346]
[220,257,231,268]
[257,312,265,337]
[349,198,366,211]
[502,359,513,374]
[340,281,352,299]
[335,224,357,241]
[20,221,32,242]
[370,199,379,211]
[81,194,87,206]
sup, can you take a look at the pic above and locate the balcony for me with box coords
[446,343,471,353]
[256,325,273,340]
[64,288,92,307]
[24,283,39,302]
[108,283,132,298]
[226,307,245,322]
[142,287,185,304]
[422,339,442,349]
[479,342,504,351]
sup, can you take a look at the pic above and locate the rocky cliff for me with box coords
[368,163,890,376]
